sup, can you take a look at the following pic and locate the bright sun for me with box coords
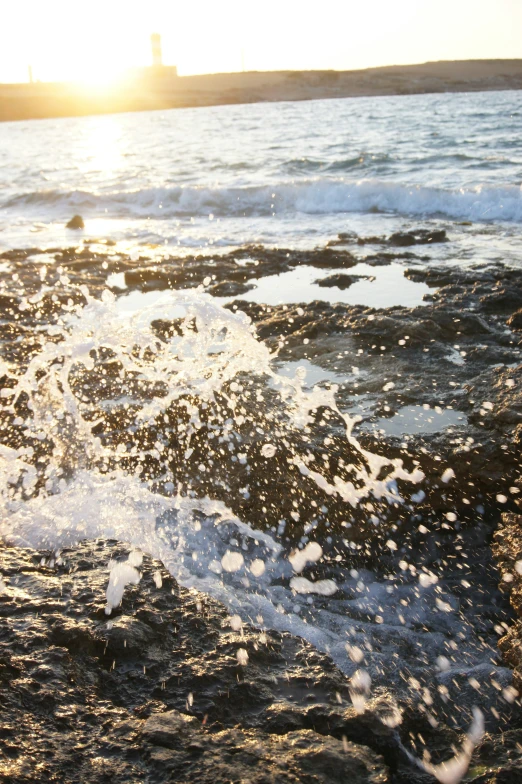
[71,63,127,89]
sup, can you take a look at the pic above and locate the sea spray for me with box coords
[0,283,423,523]
[0,280,512,779]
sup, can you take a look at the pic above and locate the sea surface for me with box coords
[1,90,521,756]
[1,89,522,266]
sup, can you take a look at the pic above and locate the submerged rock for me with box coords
[315,272,373,289]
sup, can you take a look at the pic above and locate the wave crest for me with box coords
[4,178,522,223]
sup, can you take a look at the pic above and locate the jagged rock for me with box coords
[208,280,255,297]
[1,539,520,782]
[2,240,522,782]
[328,229,447,250]
[469,728,522,782]
[142,721,390,783]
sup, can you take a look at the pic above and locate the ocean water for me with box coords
[1,89,522,264]
[1,90,521,767]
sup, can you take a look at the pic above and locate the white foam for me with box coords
[5,178,522,223]
[105,557,141,615]
[290,576,337,596]
[289,541,323,573]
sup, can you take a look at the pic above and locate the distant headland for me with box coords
[1,59,522,122]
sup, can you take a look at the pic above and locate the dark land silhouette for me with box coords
[2,59,522,121]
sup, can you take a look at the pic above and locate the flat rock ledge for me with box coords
[1,540,522,783]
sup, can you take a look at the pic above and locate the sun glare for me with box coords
[1,0,522,83]
[69,62,126,90]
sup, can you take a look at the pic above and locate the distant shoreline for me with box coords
[1,59,522,122]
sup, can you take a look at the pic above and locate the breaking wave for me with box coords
[4,178,522,223]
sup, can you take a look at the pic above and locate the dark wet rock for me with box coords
[122,245,360,295]
[363,251,431,265]
[2,248,521,544]
[405,266,479,287]
[0,247,43,261]
[466,365,522,430]
[388,229,447,246]
[1,540,518,784]
[66,214,85,230]
[479,287,522,316]
[220,259,522,561]
[469,729,522,782]
[5,242,520,551]
[2,239,522,781]
[316,273,373,289]
[0,540,402,782]
[328,228,447,249]
[329,230,360,244]
[142,709,200,746]
[208,279,255,297]
[492,512,522,692]
[142,721,390,783]
[83,237,117,247]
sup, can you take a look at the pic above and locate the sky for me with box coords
[1,0,521,84]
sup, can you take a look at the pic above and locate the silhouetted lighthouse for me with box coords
[151,34,163,67]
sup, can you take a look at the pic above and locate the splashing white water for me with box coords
[413,708,485,784]
[2,281,505,755]
[0,284,423,526]
[105,551,142,615]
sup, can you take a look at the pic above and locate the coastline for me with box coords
[2,59,522,122]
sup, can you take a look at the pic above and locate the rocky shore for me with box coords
[1,540,521,784]
[1,229,522,782]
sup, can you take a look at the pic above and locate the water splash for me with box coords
[412,708,485,784]
[0,279,431,664]
[0,280,505,763]
[0,283,423,524]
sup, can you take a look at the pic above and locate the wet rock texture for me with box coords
[1,540,521,784]
[0,541,388,782]
[493,511,522,692]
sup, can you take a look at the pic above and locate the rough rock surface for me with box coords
[1,540,521,784]
[0,541,390,782]
[492,511,522,692]
[0,236,521,550]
